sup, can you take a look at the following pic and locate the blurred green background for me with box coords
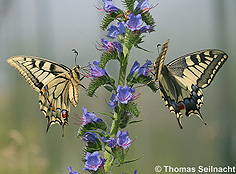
[0,0,236,173]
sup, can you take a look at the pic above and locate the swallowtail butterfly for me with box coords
[154,40,228,128]
[7,56,82,132]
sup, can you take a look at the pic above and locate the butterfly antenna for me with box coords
[72,48,79,66]
[156,43,161,55]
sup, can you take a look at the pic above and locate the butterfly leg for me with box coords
[79,83,86,89]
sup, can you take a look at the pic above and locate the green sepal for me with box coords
[100,51,119,69]
[87,75,116,97]
[142,12,155,26]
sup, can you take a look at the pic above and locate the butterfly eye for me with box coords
[61,110,69,119]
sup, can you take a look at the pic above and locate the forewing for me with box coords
[167,49,228,88]
[7,56,70,92]
[154,40,169,81]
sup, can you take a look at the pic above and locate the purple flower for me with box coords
[112,41,123,53]
[98,38,122,53]
[116,85,135,104]
[140,25,154,33]
[81,107,103,125]
[104,137,117,148]
[99,38,114,52]
[83,132,99,143]
[89,60,107,78]
[84,152,103,171]
[108,93,118,108]
[129,61,140,76]
[117,131,132,149]
[136,0,150,12]
[134,170,137,174]
[68,167,80,174]
[107,22,126,38]
[125,13,154,33]
[138,60,152,76]
[102,0,119,13]
[126,13,143,31]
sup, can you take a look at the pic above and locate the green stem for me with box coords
[118,54,128,86]
[104,52,130,173]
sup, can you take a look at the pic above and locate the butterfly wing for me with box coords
[167,49,228,88]
[154,40,169,81]
[7,56,70,92]
[157,48,228,128]
[39,73,78,131]
[159,66,204,128]
[7,56,80,131]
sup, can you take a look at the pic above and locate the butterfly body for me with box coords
[154,40,228,128]
[7,56,81,131]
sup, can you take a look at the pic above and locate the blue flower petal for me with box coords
[102,0,119,12]
[107,25,119,38]
[117,130,132,149]
[138,60,152,76]
[126,13,143,31]
[68,167,80,174]
[116,85,135,104]
[108,93,118,109]
[89,60,107,78]
[136,0,150,11]
[129,61,140,76]
[82,107,104,125]
[84,152,103,171]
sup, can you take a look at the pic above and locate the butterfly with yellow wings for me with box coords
[7,56,83,132]
[154,40,228,128]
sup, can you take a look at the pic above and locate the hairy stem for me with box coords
[104,52,130,173]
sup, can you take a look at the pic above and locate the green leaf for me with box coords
[129,119,143,125]
[126,102,140,117]
[100,51,119,68]
[120,156,143,164]
[87,76,115,97]
[100,13,117,30]
[103,85,114,92]
[142,12,155,26]
[128,75,159,93]
[122,0,135,11]
[98,112,114,119]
